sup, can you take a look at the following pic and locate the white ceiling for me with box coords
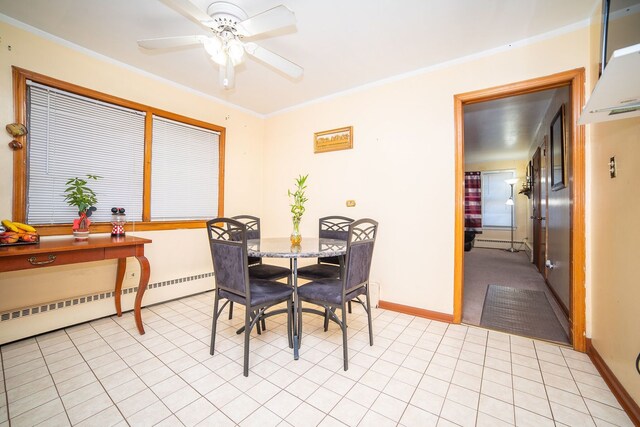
[0,0,597,116]
[464,88,570,164]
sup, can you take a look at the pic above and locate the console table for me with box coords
[0,235,152,334]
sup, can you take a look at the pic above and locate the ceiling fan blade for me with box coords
[236,5,296,37]
[244,43,303,79]
[137,35,207,49]
[163,0,217,29]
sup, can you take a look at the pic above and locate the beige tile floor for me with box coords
[0,292,634,427]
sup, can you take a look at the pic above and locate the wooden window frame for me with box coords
[11,67,225,235]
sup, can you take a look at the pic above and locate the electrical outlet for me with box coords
[346,200,356,207]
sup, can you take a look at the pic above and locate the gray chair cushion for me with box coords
[220,279,293,307]
[298,278,366,305]
[248,264,291,281]
[296,263,340,280]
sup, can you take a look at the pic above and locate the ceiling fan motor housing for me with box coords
[206,1,248,34]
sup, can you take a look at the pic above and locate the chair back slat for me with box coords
[344,219,378,294]
[231,215,261,265]
[319,216,353,265]
[207,218,249,298]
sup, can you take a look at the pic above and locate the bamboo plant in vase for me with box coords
[288,174,308,245]
[64,174,100,240]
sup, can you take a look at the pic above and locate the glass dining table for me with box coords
[247,237,346,360]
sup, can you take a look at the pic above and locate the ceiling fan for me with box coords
[138,0,303,89]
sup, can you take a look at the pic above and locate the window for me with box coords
[151,116,220,221]
[12,67,225,234]
[27,81,145,224]
[481,170,516,228]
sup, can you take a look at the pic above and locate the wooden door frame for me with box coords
[453,68,586,352]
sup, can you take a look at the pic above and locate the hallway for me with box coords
[463,248,570,344]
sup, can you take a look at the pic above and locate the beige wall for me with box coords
[586,1,640,405]
[264,28,590,313]
[589,117,640,404]
[0,21,265,343]
[464,160,530,247]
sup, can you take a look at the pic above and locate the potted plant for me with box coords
[288,174,308,245]
[64,174,100,240]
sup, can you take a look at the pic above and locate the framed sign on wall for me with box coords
[314,126,353,153]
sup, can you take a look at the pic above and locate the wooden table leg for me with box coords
[115,258,126,316]
[134,255,150,334]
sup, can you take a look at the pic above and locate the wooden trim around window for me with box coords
[453,68,586,352]
[11,66,226,231]
[143,113,153,223]
[11,67,28,224]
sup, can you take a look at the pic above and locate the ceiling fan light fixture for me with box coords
[203,37,226,65]
[227,38,245,65]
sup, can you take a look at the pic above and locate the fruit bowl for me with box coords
[1,220,40,246]
[0,231,40,247]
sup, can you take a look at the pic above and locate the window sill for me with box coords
[34,221,208,236]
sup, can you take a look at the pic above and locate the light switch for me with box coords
[609,156,616,178]
[346,200,356,207]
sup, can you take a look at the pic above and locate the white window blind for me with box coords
[26,81,145,224]
[151,116,220,221]
[481,170,516,228]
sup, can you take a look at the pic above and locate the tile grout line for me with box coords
[73,322,131,424]
[476,326,491,424]
[0,348,11,426]
[261,305,379,425]
[121,305,217,425]
[414,319,449,422]
[139,299,277,424]
[31,337,70,426]
[533,340,559,424]
[141,294,408,424]
[357,311,420,425]
[40,328,118,425]
[561,345,601,423]
[509,336,517,425]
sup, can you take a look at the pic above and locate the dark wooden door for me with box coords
[532,144,547,276]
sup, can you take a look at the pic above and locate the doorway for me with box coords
[453,69,586,352]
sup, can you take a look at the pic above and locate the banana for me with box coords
[12,221,36,232]
[1,219,19,232]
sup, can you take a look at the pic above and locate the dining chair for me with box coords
[227,215,292,323]
[296,216,353,281]
[297,218,378,371]
[297,216,354,330]
[207,217,294,376]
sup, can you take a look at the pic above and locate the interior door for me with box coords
[532,143,548,276]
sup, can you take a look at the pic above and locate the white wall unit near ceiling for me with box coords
[579,43,640,124]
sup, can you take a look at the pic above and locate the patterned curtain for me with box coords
[465,171,482,232]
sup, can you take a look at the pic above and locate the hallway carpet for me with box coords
[463,248,570,342]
